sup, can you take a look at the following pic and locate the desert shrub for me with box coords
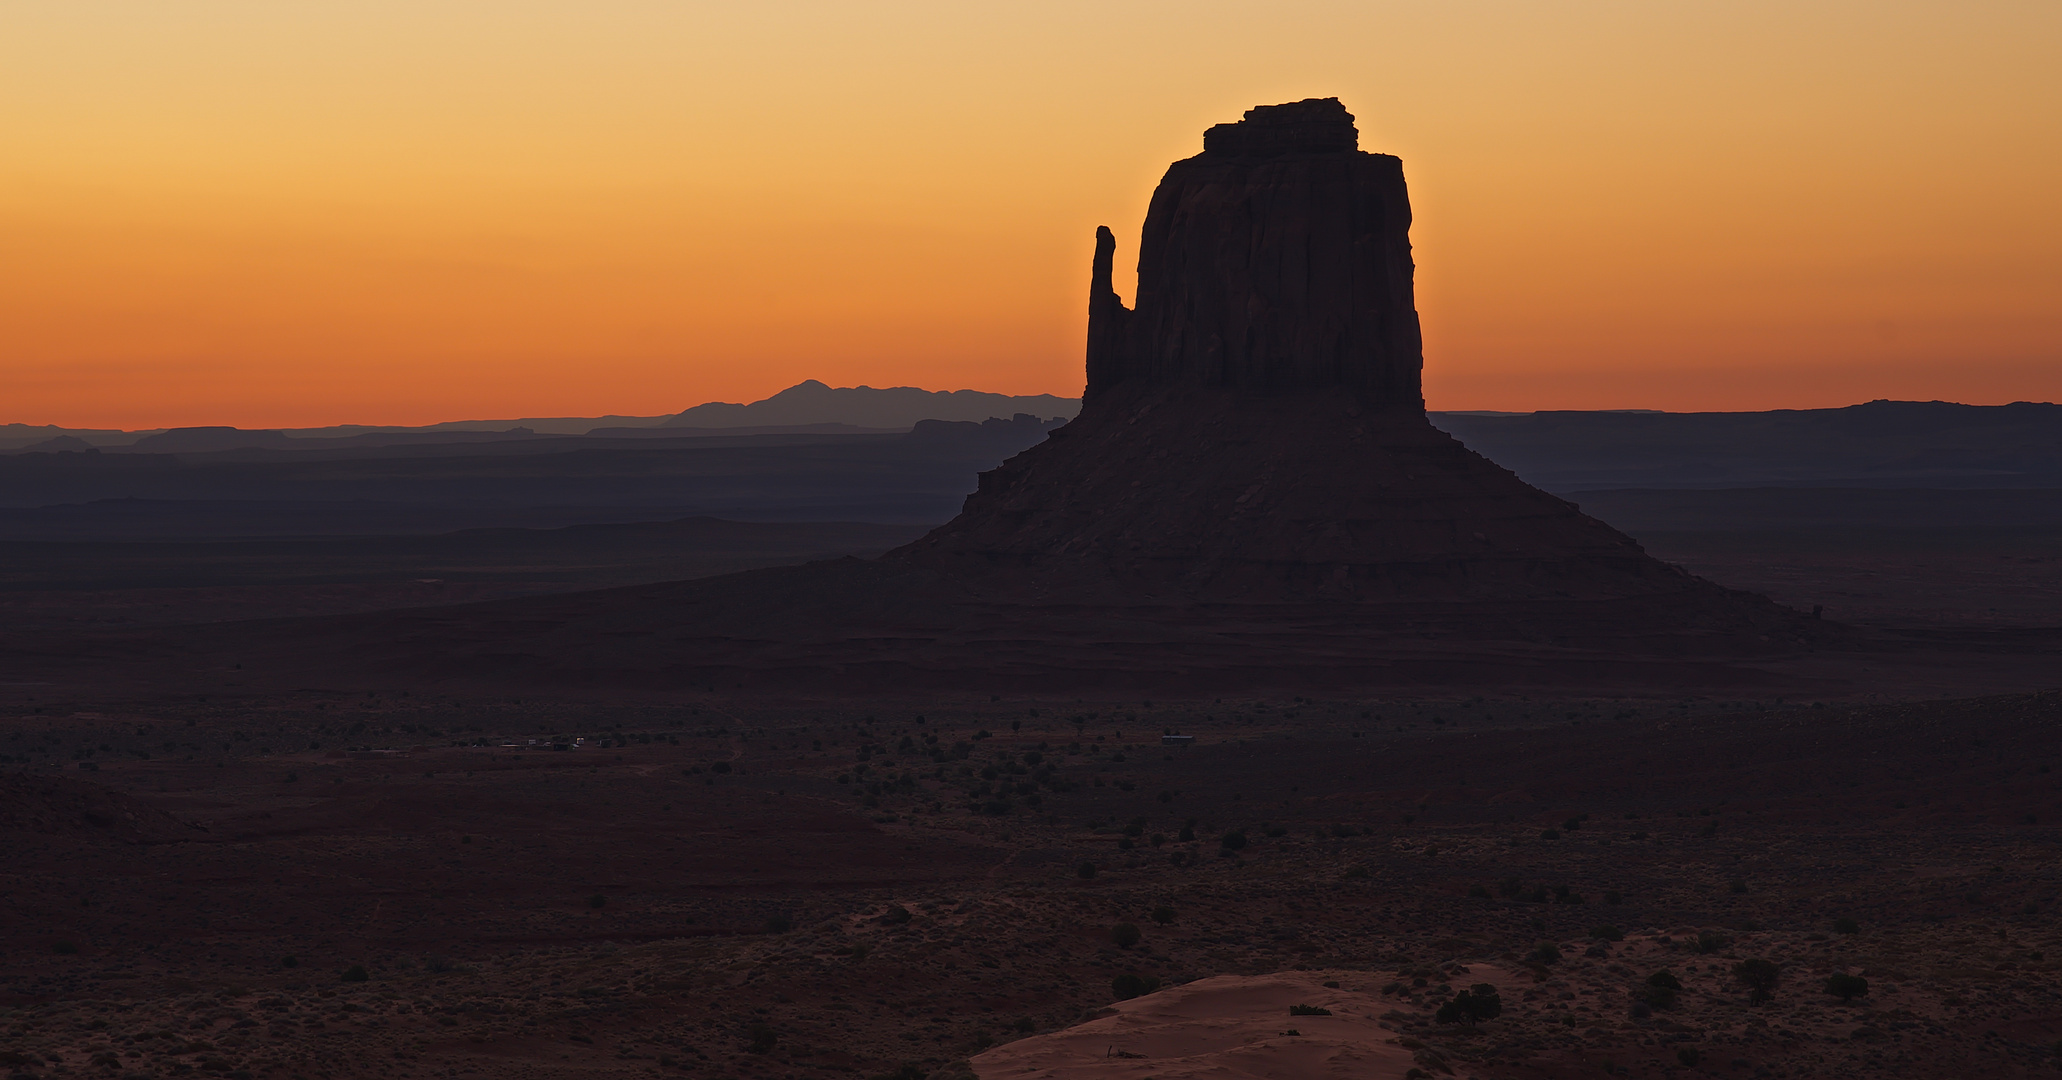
[1824,974,1870,1001]
[1526,943,1562,967]
[1150,905,1176,926]
[711,761,731,774]
[1013,1017,1035,1033]
[1077,861,1098,879]
[1289,1004,1332,1016]
[1590,925,1624,942]
[1468,884,1491,899]
[1729,878,1749,894]
[1693,930,1732,954]
[589,894,607,909]
[1434,985,1502,1025]
[879,905,913,926]
[341,965,369,983]
[1342,864,1370,880]
[1734,958,1780,1004]
[1110,973,1160,1000]
[1117,837,1134,850]
[1263,825,1287,838]
[1605,890,1624,905]
[747,1023,778,1054]
[869,1066,927,1080]
[1498,877,1523,898]
[1540,828,1561,840]
[1644,970,1682,1009]
[281,955,298,969]
[1111,923,1142,949]
[1834,917,1860,934]
[765,914,794,934]
[1219,830,1248,851]
[1562,816,1582,831]
[1677,1048,1702,1066]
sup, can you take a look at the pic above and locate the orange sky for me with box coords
[3,2,2058,428]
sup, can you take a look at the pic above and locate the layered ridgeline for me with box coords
[111,100,1817,694]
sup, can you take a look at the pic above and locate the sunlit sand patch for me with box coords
[971,968,1510,1079]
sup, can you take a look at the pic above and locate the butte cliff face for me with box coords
[1087,98,1422,405]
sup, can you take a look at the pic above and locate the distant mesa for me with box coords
[131,426,296,453]
[24,434,96,452]
[665,380,1080,430]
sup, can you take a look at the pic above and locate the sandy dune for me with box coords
[971,969,1499,1079]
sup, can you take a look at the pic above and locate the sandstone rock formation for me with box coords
[896,98,1777,614]
[129,99,1820,694]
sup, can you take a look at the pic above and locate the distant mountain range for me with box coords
[0,390,2057,546]
[12,387,2057,484]
[664,380,1081,430]
[0,380,1084,452]
[1434,399,2062,490]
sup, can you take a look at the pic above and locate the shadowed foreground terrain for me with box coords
[0,518,928,634]
[6,689,2062,1079]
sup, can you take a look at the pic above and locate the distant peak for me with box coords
[1202,97,1358,158]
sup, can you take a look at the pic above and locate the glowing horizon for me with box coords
[4,2,2057,429]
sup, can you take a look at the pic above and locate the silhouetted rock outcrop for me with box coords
[897,98,1787,617]
[96,100,1822,694]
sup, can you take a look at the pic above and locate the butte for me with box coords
[197,99,1821,694]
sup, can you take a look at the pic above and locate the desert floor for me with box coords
[6,683,2062,1079]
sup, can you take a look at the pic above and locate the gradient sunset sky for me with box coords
[4,2,2058,428]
